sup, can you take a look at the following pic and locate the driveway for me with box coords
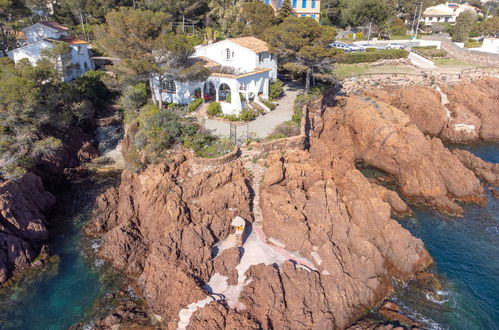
[201,82,303,140]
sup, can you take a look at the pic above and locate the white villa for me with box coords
[8,21,93,82]
[422,2,481,26]
[151,36,278,115]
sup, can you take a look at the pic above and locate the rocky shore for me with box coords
[0,109,113,285]
[85,77,498,329]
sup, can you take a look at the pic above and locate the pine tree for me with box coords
[452,10,477,42]
[276,0,294,23]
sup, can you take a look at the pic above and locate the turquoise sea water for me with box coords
[0,174,123,330]
[395,144,499,330]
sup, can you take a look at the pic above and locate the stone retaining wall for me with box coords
[342,71,498,94]
[191,147,241,167]
[251,104,310,153]
[422,36,499,66]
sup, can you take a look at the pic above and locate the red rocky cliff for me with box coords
[0,173,55,283]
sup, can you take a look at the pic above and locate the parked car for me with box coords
[330,42,352,52]
[386,43,406,49]
[358,43,385,50]
[348,44,365,52]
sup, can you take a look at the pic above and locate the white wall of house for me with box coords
[256,51,277,81]
[194,40,277,80]
[64,44,93,81]
[8,40,52,65]
[153,77,201,105]
[195,40,258,73]
[8,41,93,81]
[23,23,68,43]
[477,38,499,54]
[152,70,271,115]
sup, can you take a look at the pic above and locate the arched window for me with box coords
[161,79,176,93]
[218,83,231,102]
[203,81,216,101]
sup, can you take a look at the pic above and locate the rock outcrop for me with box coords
[31,126,98,181]
[441,77,499,142]
[309,95,486,215]
[362,77,499,144]
[86,154,253,327]
[0,173,56,283]
[88,146,432,328]
[451,149,499,186]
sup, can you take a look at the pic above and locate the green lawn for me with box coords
[332,63,420,79]
[332,64,370,79]
[432,58,480,68]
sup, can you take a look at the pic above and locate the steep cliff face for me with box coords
[309,95,486,215]
[88,148,432,328]
[30,126,99,181]
[362,77,499,144]
[255,151,431,328]
[87,154,253,327]
[0,173,56,283]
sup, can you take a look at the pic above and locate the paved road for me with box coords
[202,83,302,140]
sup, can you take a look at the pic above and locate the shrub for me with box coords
[365,48,377,52]
[335,49,409,64]
[206,102,222,117]
[269,79,284,100]
[259,98,276,111]
[266,133,287,140]
[182,133,216,151]
[224,114,240,121]
[239,109,256,121]
[188,98,203,112]
[413,45,437,49]
[274,120,300,137]
[414,48,447,57]
[465,39,482,48]
[195,138,234,158]
[73,70,112,106]
[120,83,149,118]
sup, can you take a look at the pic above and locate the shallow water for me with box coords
[395,144,499,330]
[0,173,123,330]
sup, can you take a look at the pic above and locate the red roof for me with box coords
[39,21,70,32]
[45,36,88,45]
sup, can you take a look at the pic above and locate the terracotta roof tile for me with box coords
[39,21,70,32]
[45,36,88,45]
[227,37,269,53]
[194,56,221,68]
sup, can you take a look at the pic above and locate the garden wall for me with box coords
[422,36,499,66]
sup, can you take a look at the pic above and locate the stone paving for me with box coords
[200,83,302,140]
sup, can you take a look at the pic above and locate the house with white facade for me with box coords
[151,37,278,115]
[422,2,481,26]
[8,21,93,82]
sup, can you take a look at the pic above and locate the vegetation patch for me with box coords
[335,49,409,64]
[187,98,203,112]
[206,102,222,117]
[269,79,284,100]
[413,47,447,58]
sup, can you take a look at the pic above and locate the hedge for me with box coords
[335,49,409,64]
[188,98,203,112]
[414,48,447,58]
[413,45,438,49]
[207,102,222,117]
